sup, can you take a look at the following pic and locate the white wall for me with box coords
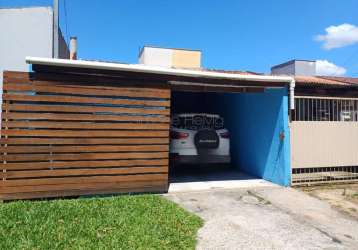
[271,60,316,76]
[0,7,53,85]
[295,61,316,76]
[271,63,295,75]
[291,121,358,168]
[139,47,173,68]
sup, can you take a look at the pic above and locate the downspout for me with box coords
[289,78,295,110]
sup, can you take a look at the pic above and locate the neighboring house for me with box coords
[0,6,69,92]
[271,60,358,185]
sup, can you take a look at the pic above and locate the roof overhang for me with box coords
[26,57,293,89]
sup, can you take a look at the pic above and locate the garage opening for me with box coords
[169,87,291,191]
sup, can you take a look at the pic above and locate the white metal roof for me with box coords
[26,57,294,83]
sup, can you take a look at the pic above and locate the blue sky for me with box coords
[1,0,358,76]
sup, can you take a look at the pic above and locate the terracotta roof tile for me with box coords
[294,76,351,86]
[317,76,358,85]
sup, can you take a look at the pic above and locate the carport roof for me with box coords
[25,57,293,89]
[26,57,358,90]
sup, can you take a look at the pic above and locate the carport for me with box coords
[0,57,294,200]
[169,76,293,188]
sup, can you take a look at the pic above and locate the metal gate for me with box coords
[291,96,358,185]
[0,71,171,200]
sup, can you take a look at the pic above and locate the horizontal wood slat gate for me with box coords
[0,71,171,200]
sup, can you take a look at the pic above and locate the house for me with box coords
[0,6,69,90]
[0,46,357,200]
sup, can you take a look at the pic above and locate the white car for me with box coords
[170,113,231,165]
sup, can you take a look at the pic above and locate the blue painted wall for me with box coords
[214,88,291,186]
[171,88,291,186]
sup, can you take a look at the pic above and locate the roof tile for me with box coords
[294,76,351,86]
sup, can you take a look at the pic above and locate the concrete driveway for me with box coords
[165,186,358,250]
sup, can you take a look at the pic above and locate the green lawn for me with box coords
[0,195,203,250]
[352,192,358,200]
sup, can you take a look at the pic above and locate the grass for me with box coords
[0,195,203,250]
[352,193,358,198]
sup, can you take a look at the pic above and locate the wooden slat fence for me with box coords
[0,71,171,200]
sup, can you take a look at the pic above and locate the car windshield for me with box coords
[172,115,224,130]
